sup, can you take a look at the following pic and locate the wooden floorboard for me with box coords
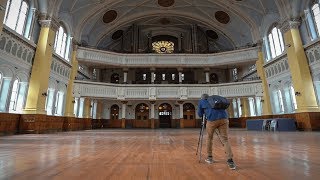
[0,129,319,180]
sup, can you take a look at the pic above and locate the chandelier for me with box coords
[152,41,174,54]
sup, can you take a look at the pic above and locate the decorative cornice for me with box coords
[280,19,301,33]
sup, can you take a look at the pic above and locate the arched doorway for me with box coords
[158,103,172,128]
[183,103,196,128]
[210,73,219,84]
[111,73,120,83]
[134,103,150,128]
[135,103,149,120]
[110,104,119,120]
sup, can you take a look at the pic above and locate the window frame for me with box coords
[9,78,20,112]
[4,0,30,36]
[54,25,70,60]
[267,25,285,60]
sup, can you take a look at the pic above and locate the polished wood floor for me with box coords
[0,129,319,180]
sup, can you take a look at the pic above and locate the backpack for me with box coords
[206,95,230,110]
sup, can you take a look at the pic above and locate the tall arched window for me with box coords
[312,3,320,36]
[9,78,19,112]
[267,26,285,60]
[4,0,29,35]
[54,26,70,60]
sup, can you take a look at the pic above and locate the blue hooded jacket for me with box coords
[197,99,228,121]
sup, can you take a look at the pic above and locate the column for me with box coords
[281,20,319,112]
[150,101,155,129]
[83,98,91,118]
[256,44,272,115]
[121,101,127,128]
[150,68,155,84]
[240,97,250,117]
[204,68,210,83]
[24,15,59,114]
[123,68,128,84]
[65,41,79,117]
[178,68,183,84]
[227,99,234,118]
[0,0,7,32]
[178,101,184,128]
[96,100,103,120]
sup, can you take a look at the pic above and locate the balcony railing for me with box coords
[73,80,263,100]
[77,47,259,67]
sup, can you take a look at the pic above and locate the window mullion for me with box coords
[14,0,23,31]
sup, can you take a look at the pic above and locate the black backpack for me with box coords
[207,95,230,110]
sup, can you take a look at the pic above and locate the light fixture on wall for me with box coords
[41,92,48,97]
[72,100,76,103]
[260,99,265,103]
[295,92,301,96]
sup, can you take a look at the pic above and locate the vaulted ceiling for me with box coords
[40,0,307,49]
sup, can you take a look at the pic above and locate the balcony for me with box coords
[77,47,259,67]
[73,80,263,100]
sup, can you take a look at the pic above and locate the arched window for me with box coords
[9,78,19,112]
[4,0,29,36]
[54,26,70,60]
[210,73,219,84]
[275,90,284,113]
[267,26,285,60]
[54,91,64,116]
[312,3,320,36]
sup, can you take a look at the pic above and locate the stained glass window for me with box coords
[152,41,174,54]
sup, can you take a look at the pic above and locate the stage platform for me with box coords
[0,129,319,179]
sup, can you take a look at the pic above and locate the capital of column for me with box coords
[150,67,156,72]
[38,14,59,31]
[280,18,301,34]
[123,68,129,72]
[72,39,80,50]
[256,39,263,51]
[121,101,128,104]
[204,68,210,72]
[177,100,184,104]
[150,100,156,104]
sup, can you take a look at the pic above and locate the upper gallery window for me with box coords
[312,3,320,36]
[267,26,284,60]
[152,41,174,54]
[54,26,70,60]
[4,0,29,36]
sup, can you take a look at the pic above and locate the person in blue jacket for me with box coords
[197,94,236,170]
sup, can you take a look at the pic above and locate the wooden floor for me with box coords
[0,129,319,180]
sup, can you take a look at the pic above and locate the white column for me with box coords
[150,102,155,119]
[178,71,183,84]
[179,103,184,119]
[121,102,126,119]
[205,71,210,83]
[123,71,128,84]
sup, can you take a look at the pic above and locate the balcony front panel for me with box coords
[74,80,263,100]
[77,47,258,67]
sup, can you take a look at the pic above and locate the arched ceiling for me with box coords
[46,0,303,49]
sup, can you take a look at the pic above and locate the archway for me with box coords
[135,103,149,120]
[158,103,172,128]
[111,73,120,83]
[110,104,119,120]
